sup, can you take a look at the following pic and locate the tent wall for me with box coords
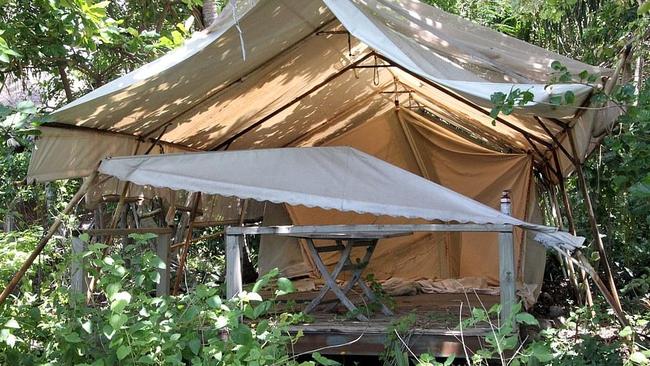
[257,107,542,287]
[27,126,193,182]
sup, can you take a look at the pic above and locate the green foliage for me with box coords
[489,87,534,124]
[0,234,309,365]
[0,0,199,104]
[0,228,43,287]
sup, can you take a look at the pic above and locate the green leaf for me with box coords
[550,60,562,70]
[241,291,263,302]
[102,324,115,340]
[116,345,131,360]
[638,1,650,15]
[111,291,132,312]
[630,351,649,364]
[515,312,539,326]
[151,256,166,269]
[529,342,554,362]
[149,271,161,284]
[109,314,128,329]
[207,295,222,309]
[64,332,83,343]
[106,282,121,298]
[312,352,341,366]
[135,274,145,286]
[4,318,19,329]
[275,277,295,296]
[619,326,633,337]
[81,320,93,334]
[188,337,201,355]
[564,90,576,104]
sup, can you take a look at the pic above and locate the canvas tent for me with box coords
[25,0,620,300]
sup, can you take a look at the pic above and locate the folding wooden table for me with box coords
[287,231,412,321]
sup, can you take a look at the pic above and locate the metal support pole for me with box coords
[499,190,516,324]
[225,230,243,299]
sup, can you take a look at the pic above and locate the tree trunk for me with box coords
[57,62,73,103]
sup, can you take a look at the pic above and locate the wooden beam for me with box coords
[84,227,173,236]
[568,250,629,326]
[226,233,243,299]
[534,117,575,164]
[0,169,99,305]
[498,191,516,324]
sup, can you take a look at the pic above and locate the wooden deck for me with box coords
[271,291,500,357]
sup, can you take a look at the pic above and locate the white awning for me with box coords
[97,146,583,251]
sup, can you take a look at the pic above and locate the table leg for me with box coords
[304,238,368,321]
[322,240,392,316]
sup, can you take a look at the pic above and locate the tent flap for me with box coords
[97,147,584,251]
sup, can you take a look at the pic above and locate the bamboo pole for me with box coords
[172,192,201,295]
[570,250,628,326]
[567,129,622,310]
[549,184,583,304]
[553,149,594,306]
[0,170,99,305]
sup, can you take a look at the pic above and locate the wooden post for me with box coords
[156,233,171,296]
[499,190,516,324]
[70,235,87,296]
[0,170,99,305]
[226,230,243,299]
[172,192,201,295]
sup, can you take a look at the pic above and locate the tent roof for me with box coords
[97,146,583,250]
[28,0,617,183]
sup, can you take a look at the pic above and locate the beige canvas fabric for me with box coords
[25,0,611,299]
[248,108,545,286]
[28,0,616,182]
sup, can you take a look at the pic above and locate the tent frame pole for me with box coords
[566,129,622,309]
[172,192,201,295]
[534,117,575,164]
[0,169,99,305]
[552,149,594,306]
[211,52,377,151]
[547,181,583,305]
[373,54,554,150]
